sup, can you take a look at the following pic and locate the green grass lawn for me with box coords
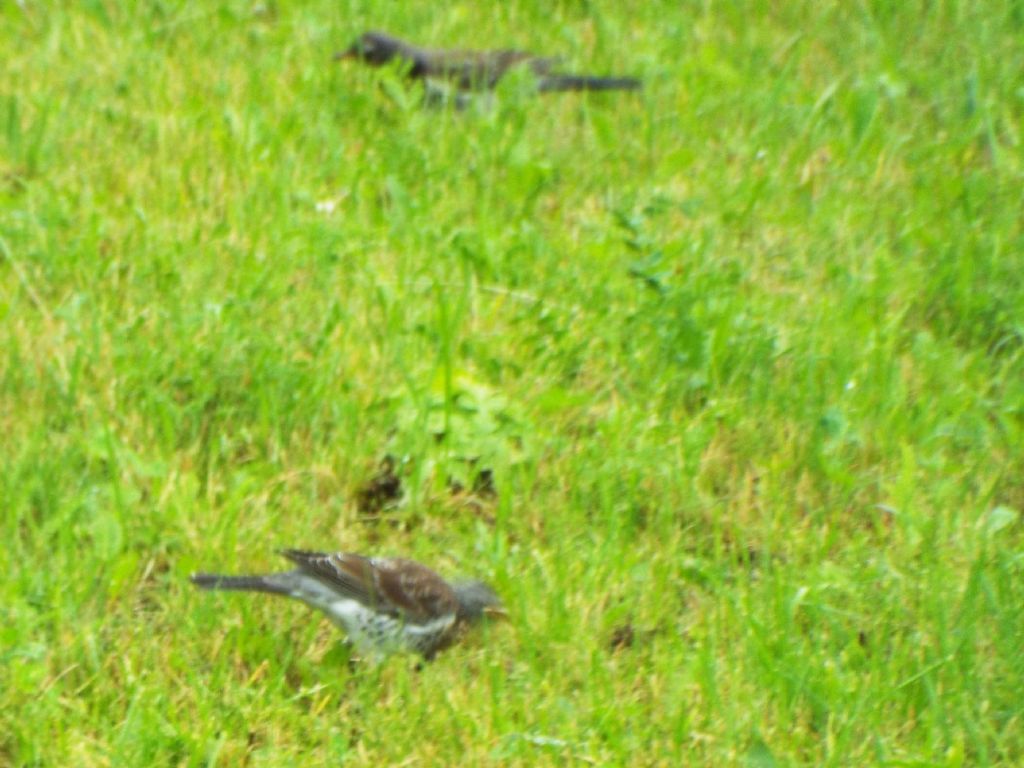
[3,0,1023,764]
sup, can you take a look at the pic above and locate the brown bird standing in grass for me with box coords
[335,31,642,94]
[191,549,505,660]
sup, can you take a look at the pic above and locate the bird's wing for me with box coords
[435,49,539,89]
[279,549,388,611]
[524,55,561,77]
[278,550,457,624]
[370,557,460,624]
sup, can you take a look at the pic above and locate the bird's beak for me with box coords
[333,48,357,62]
[484,606,509,621]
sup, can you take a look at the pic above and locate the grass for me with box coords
[2,0,1023,764]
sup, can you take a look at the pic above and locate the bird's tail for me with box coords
[190,573,292,596]
[538,74,641,93]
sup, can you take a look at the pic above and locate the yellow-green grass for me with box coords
[2,1,1022,765]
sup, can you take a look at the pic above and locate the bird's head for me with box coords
[452,580,506,623]
[334,31,406,66]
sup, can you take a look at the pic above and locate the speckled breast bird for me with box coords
[190,550,504,660]
[335,31,641,93]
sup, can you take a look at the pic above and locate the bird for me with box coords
[190,549,504,660]
[335,31,642,94]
